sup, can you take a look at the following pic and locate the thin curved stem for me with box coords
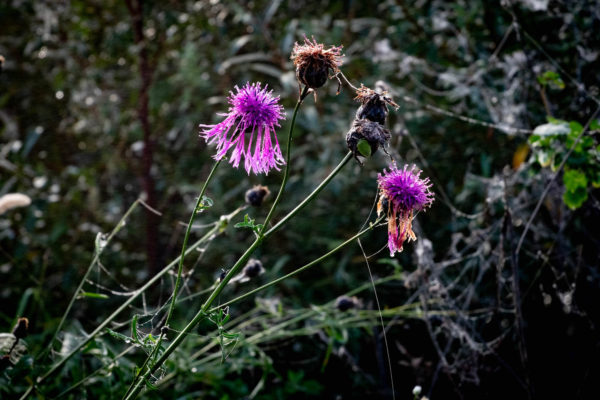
[39,199,142,360]
[124,159,221,397]
[19,207,243,400]
[210,216,384,312]
[259,85,309,236]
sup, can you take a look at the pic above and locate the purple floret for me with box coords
[377,163,434,256]
[199,82,286,175]
[378,164,434,212]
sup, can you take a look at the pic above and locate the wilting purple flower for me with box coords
[199,82,286,175]
[377,163,434,256]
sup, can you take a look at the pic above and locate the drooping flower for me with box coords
[346,118,391,163]
[199,82,286,175]
[354,84,399,125]
[291,36,343,90]
[377,163,434,256]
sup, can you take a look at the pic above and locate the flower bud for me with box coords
[335,295,361,311]
[245,185,270,207]
[412,385,422,396]
[243,258,264,279]
[12,317,29,340]
[346,119,390,164]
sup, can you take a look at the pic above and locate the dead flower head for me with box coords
[354,84,399,125]
[291,36,343,93]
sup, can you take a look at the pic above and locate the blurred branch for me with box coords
[125,0,159,273]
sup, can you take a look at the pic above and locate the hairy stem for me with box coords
[124,159,221,397]
[259,85,309,236]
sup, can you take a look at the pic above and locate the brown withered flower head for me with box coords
[354,84,399,125]
[346,118,391,164]
[245,184,271,207]
[291,36,343,93]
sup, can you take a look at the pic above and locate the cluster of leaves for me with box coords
[529,118,600,209]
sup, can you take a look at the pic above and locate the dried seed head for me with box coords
[335,295,361,312]
[245,185,271,207]
[242,258,264,279]
[346,118,391,164]
[354,84,399,125]
[12,317,29,340]
[291,36,343,90]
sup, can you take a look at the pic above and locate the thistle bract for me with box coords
[291,36,343,90]
[377,163,434,256]
[199,82,286,175]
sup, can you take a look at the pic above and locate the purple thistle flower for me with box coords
[199,82,286,175]
[377,163,434,256]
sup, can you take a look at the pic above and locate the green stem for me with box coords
[124,159,221,397]
[258,85,309,236]
[265,151,352,237]
[210,216,383,312]
[20,207,242,400]
[124,152,358,398]
[40,200,142,360]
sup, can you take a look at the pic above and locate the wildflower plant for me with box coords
[17,34,435,400]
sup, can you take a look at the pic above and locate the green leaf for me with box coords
[143,377,159,390]
[528,134,541,145]
[195,196,213,213]
[563,187,588,210]
[80,291,109,300]
[234,214,263,234]
[569,121,583,135]
[356,139,372,158]
[537,70,565,89]
[563,169,587,192]
[131,315,139,343]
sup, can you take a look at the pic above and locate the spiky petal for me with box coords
[199,82,286,175]
[377,163,434,256]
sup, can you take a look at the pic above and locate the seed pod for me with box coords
[245,185,270,207]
